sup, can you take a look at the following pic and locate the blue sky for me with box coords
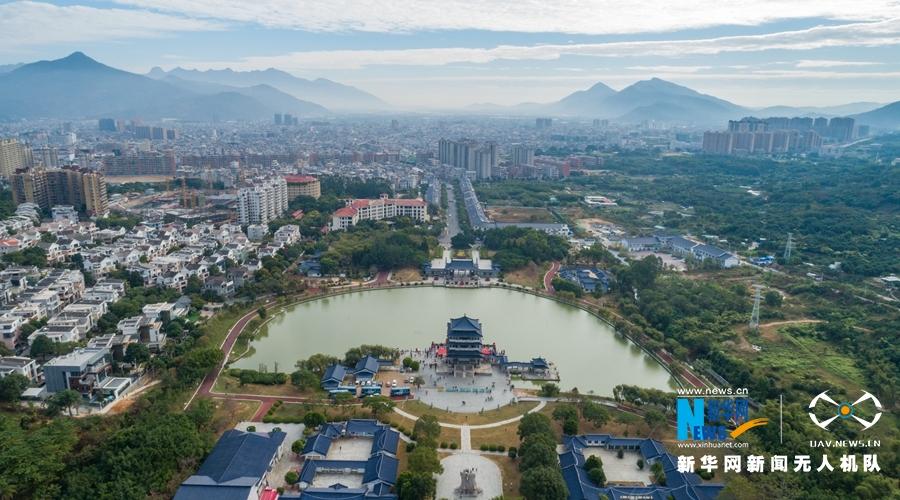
[2,1,900,108]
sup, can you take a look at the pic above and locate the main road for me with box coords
[439,182,461,249]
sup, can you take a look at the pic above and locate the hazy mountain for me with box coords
[147,67,386,111]
[853,101,900,129]
[0,63,22,74]
[0,52,326,121]
[756,102,884,117]
[548,82,617,115]
[160,75,328,116]
[601,78,746,124]
[471,78,746,125]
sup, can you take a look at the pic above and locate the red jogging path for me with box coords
[543,261,560,292]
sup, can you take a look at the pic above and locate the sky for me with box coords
[2,1,900,109]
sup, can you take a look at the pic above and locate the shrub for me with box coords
[284,471,299,485]
[406,442,417,452]
[617,449,624,459]
[450,442,458,450]
[507,447,518,459]
[497,445,505,452]
[698,469,715,480]
[246,425,256,432]
[440,442,449,449]
[637,458,645,470]
[480,444,489,452]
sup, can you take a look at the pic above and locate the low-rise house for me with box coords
[29,324,80,344]
[42,347,111,396]
[0,314,24,349]
[0,356,39,381]
[174,429,286,500]
[203,277,235,298]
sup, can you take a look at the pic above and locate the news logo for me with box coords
[677,395,768,441]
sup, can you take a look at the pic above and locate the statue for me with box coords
[455,468,482,497]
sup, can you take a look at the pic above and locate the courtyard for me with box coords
[435,454,503,500]
[583,448,653,485]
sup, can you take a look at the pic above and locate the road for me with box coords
[543,261,560,292]
[439,183,460,248]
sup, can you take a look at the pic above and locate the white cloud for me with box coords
[114,0,900,35]
[626,65,712,73]
[0,1,222,50]
[794,59,885,67]
[177,18,900,71]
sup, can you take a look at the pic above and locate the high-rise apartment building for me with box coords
[510,144,535,167]
[284,175,321,200]
[10,167,109,217]
[237,176,288,225]
[102,151,176,176]
[0,139,33,179]
[438,139,496,180]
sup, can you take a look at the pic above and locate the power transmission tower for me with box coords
[750,284,764,330]
[783,233,793,262]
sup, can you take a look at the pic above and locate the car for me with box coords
[391,380,397,387]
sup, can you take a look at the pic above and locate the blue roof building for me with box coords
[558,266,609,293]
[559,434,724,500]
[175,429,286,500]
[353,355,380,381]
[445,315,484,366]
[321,364,347,390]
[295,420,400,499]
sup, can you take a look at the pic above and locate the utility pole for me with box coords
[750,284,764,331]
[783,232,793,262]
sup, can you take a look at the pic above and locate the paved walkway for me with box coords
[392,400,547,430]
[460,425,472,451]
[543,261,560,291]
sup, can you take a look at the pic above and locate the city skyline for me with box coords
[2,1,900,108]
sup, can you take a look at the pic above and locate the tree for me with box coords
[124,343,150,365]
[257,306,268,319]
[291,439,306,454]
[284,471,299,485]
[412,375,425,389]
[651,461,666,485]
[332,392,354,406]
[396,471,436,500]
[407,445,443,475]
[764,290,783,307]
[29,334,56,360]
[562,417,578,436]
[186,399,215,429]
[362,395,395,419]
[518,436,558,469]
[643,409,666,437]
[176,347,223,384]
[517,412,553,440]
[580,400,610,427]
[290,369,319,391]
[303,412,326,429]
[48,389,82,416]
[520,466,568,500]
[588,467,606,486]
[0,373,28,402]
[540,383,560,397]
[413,414,441,446]
[552,404,578,423]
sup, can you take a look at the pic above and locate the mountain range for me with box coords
[146,67,386,111]
[475,78,898,128]
[0,52,374,121]
[0,51,898,128]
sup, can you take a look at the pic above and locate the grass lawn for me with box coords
[485,455,523,499]
[485,206,556,223]
[210,398,260,435]
[392,267,423,282]
[398,400,539,425]
[267,401,372,423]
[200,304,256,347]
[739,324,867,392]
[503,262,549,289]
[470,422,520,449]
[213,374,325,398]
